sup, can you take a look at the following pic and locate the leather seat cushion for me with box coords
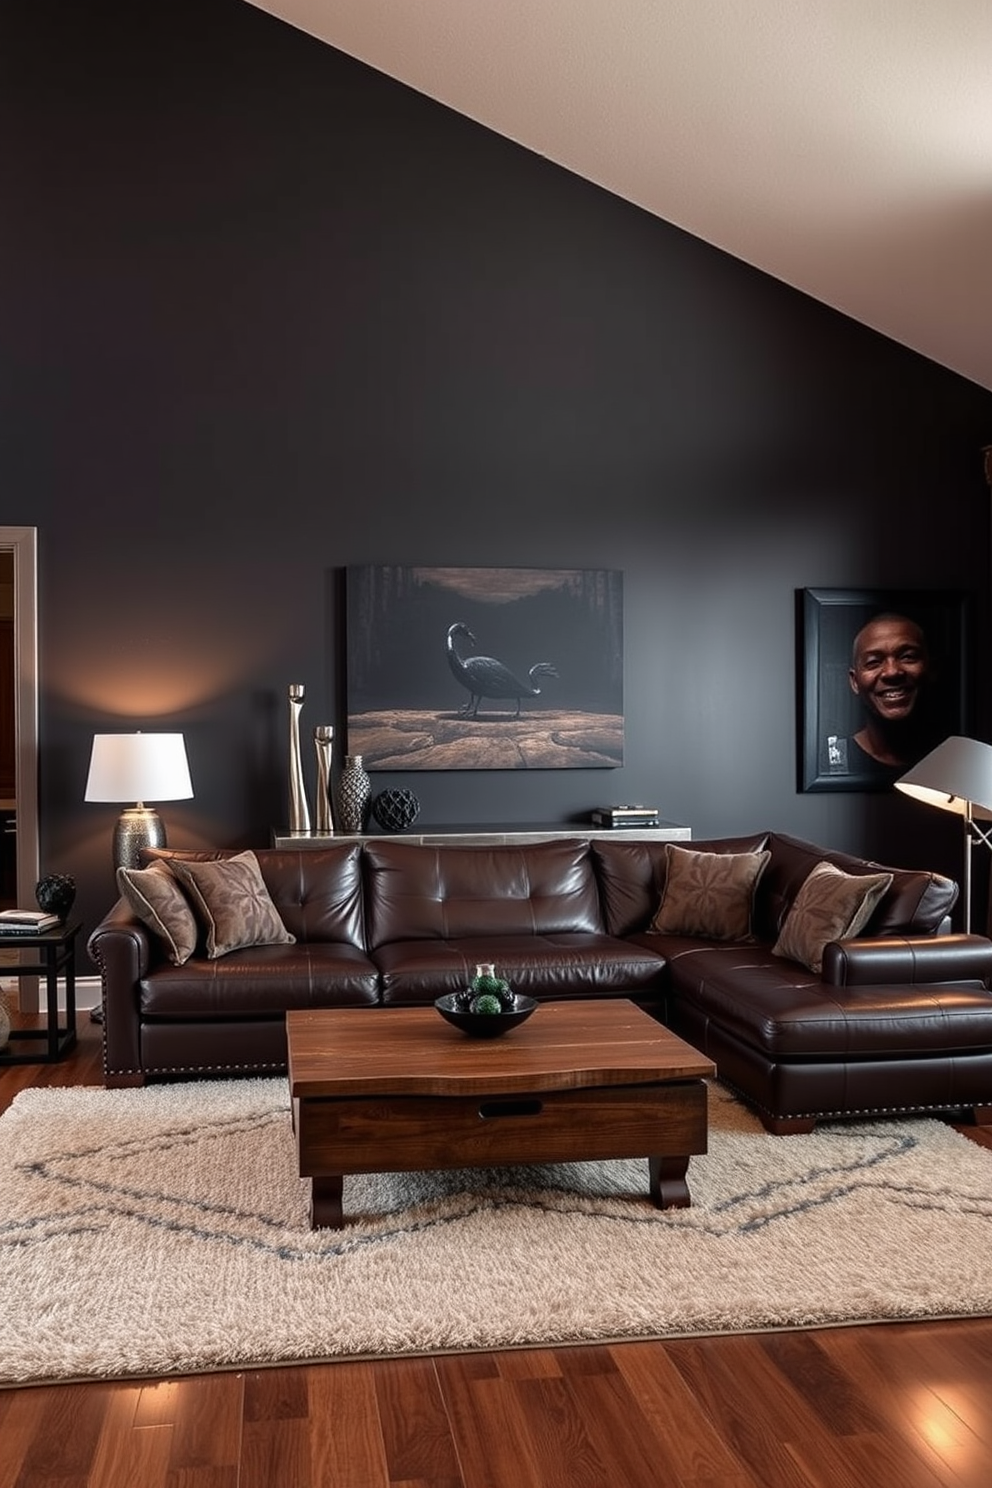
[139,942,380,1018]
[372,933,667,1006]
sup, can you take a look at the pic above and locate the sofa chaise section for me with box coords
[593,831,992,1132]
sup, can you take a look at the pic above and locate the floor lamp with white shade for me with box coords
[895,736,992,934]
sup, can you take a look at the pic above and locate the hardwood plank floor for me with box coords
[2,1011,991,1488]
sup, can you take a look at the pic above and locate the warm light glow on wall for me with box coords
[43,579,315,715]
[62,670,217,716]
[53,646,279,717]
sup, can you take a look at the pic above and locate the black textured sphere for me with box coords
[371,788,421,833]
[35,873,76,921]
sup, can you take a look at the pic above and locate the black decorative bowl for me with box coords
[434,993,538,1038]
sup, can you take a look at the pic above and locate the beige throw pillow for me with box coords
[170,850,295,959]
[650,845,771,941]
[772,860,894,973]
[117,860,199,966]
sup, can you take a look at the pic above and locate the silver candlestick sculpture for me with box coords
[314,725,334,834]
[288,683,311,835]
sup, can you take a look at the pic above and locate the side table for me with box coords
[0,920,80,1063]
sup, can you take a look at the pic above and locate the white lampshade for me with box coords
[85,733,193,805]
[895,736,992,819]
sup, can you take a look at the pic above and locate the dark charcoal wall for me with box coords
[4,0,991,940]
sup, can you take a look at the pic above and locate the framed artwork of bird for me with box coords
[345,565,624,770]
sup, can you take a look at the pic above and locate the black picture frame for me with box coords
[798,587,969,792]
[346,565,624,770]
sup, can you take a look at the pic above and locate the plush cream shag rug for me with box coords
[2,1078,991,1386]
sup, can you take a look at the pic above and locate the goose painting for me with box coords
[346,565,623,770]
[445,622,558,718]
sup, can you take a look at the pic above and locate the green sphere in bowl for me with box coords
[471,992,503,1014]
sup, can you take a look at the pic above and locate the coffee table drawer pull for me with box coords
[479,1098,543,1120]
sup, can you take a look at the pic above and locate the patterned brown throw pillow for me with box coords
[649,845,771,941]
[116,860,199,966]
[171,850,295,959]
[772,860,893,973]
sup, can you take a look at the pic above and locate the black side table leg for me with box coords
[45,946,60,1060]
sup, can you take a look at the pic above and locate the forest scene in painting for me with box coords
[346,566,624,769]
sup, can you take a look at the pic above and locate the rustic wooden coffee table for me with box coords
[287,999,715,1228]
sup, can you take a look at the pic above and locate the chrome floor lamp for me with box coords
[896,736,992,934]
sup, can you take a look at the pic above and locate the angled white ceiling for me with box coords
[249,0,992,392]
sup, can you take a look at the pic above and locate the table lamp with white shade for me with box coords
[85,732,193,870]
[895,736,992,934]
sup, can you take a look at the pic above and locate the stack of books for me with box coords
[590,805,660,829]
[0,909,60,935]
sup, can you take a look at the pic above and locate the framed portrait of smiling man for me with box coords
[798,588,969,792]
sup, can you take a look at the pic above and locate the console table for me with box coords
[272,821,692,849]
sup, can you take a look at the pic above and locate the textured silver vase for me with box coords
[336,754,371,834]
[287,684,311,835]
[314,725,335,835]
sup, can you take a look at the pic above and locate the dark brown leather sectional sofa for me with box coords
[87,831,992,1133]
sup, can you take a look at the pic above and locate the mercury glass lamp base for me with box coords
[113,808,167,871]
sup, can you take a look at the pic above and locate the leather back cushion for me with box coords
[143,844,367,948]
[592,835,770,936]
[755,833,957,942]
[363,838,603,948]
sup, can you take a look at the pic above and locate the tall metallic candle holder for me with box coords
[314,725,335,835]
[288,684,311,835]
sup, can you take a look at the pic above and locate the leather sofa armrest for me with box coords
[86,900,154,1084]
[821,933,992,988]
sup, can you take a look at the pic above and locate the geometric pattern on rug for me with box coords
[3,1079,992,1385]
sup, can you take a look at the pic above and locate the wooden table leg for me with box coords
[310,1174,344,1229]
[649,1154,691,1209]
